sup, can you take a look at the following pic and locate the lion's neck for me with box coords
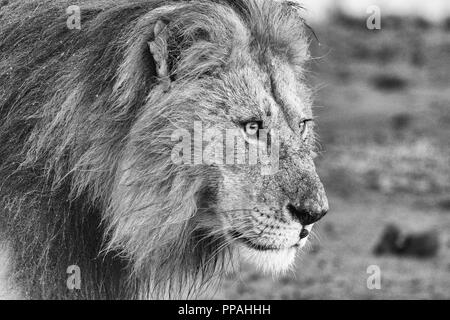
[1,192,131,300]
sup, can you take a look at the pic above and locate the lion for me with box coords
[0,0,328,299]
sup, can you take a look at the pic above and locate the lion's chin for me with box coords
[236,243,298,275]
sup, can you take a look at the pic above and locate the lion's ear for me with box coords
[148,20,170,89]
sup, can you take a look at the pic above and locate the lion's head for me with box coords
[0,0,328,299]
[107,0,328,296]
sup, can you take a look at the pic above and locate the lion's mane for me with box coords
[0,0,309,299]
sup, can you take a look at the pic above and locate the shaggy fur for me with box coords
[0,0,324,299]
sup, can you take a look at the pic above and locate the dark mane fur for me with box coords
[0,0,309,299]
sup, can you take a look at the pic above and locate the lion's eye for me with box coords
[243,121,262,137]
[299,119,312,141]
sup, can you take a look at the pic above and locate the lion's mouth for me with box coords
[229,230,300,251]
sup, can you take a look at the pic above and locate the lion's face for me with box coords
[115,51,328,278]
[108,1,329,291]
[189,56,329,273]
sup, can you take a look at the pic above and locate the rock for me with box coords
[373,224,439,258]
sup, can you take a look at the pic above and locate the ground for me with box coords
[218,15,450,299]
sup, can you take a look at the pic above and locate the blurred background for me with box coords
[218,0,450,299]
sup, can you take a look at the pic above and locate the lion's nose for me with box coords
[286,201,328,226]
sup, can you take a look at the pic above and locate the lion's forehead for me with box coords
[216,58,313,131]
[164,0,311,116]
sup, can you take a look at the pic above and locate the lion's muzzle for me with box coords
[277,165,329,226]
[286,182,328,226]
